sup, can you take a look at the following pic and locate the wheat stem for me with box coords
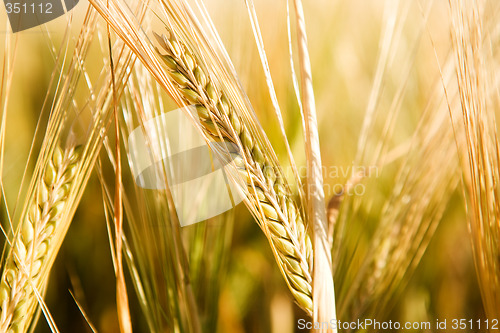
[292,0,336,329]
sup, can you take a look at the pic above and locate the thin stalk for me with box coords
[292,0,336,331]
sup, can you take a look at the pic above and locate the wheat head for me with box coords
[154,31,314,315]
[0,145,81,333]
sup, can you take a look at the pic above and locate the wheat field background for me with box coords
[0,0,497,332]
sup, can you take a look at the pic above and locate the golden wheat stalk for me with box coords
[153,30,314,314]
[0,5,140,330]
[0,145,81,332]
[449,0,500,319]
[289,0,336,328]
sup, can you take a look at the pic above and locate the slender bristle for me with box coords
[449,0,500,318]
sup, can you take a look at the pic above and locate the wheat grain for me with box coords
[0,144,82,333]
[154,31,314,315]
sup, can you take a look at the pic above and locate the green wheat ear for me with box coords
[0,144,82,333]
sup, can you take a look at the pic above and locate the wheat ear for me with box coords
[0,145,81,333]
[154,31,314,314]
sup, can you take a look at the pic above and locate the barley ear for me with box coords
[154,31,314,315]
[0,144,82,333]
